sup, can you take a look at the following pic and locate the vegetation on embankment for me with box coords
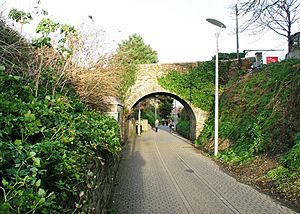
[0,19,121,213]
[200,60,300,208]
[159,59,300,208]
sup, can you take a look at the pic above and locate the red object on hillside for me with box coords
[266,56,278,64]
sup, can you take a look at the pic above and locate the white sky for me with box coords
[1,0,290,63]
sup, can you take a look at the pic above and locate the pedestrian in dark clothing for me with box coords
[155,119,159,132]
[169,120,175,133]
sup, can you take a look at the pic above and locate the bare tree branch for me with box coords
[235,0,300,51]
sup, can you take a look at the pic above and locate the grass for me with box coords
[198,59,300,207]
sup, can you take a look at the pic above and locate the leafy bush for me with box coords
[0,15,123,213]
[266,166,290,181]
[176,118,190,139]
[281,133,300,171]
[0,68,121,213]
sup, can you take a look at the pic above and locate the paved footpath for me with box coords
[109,126,299,214]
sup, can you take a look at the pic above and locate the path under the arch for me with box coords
[109,127,296,214]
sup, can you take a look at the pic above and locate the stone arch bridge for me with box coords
[124,62,208,141]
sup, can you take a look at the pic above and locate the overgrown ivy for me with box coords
[158,60,230,111]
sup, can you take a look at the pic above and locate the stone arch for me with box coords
[124,63,208,141]
[126,90,207,141]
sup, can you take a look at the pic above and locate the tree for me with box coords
[115,33,158,64]
[113,33,158,100]
[236,0,300,52]
[158,96,174,119]
[138,95,173,125]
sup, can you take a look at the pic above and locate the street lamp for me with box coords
[154,100,159,131]
[206,18,226,156]
[138,103,141,136]
[154,102,158,123]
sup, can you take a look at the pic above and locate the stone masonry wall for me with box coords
[80,152,119,214]
[125,62,198,109]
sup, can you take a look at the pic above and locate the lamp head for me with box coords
[206,18,226,28]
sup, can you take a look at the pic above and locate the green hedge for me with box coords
[0,68,121,213]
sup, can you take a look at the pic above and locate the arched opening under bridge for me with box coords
[128,92,207,141]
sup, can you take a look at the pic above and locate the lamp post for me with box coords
[154,101,159,130]
[235,4,240,62]
[206,18,226,156]
[154,102,157,122]
[138,103,141,136]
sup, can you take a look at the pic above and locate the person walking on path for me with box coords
[155,119,159,132]
[169,120,175,133]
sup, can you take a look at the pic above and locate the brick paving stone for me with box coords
[109,126,299,214]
